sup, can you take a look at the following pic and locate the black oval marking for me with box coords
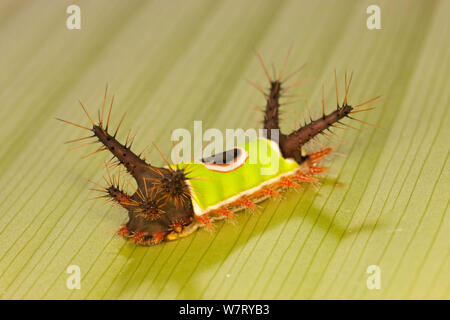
[201,148,241,165]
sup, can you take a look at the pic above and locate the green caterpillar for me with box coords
[58,55,380,246]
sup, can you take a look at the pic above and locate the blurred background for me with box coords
[0,0,448,299]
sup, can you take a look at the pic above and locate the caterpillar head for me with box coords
[122,166,195,245]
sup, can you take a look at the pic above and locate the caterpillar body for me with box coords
[57,54,380,246]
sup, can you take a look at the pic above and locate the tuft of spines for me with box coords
[237,195,258,211]
[217,206,234,219]
[134,199,165,220]
[197,214,213,230]
[88,165,138,211]
[259,186,282,198]
[144,167,191,209]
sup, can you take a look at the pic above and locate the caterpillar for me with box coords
[57,52,381,246]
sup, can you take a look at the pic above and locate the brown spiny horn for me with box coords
[252,65,380,163]
[278,73,380,163]
[57,89,165,182]
[279,104,353,162]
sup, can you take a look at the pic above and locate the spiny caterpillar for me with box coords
[57,52,381,246]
